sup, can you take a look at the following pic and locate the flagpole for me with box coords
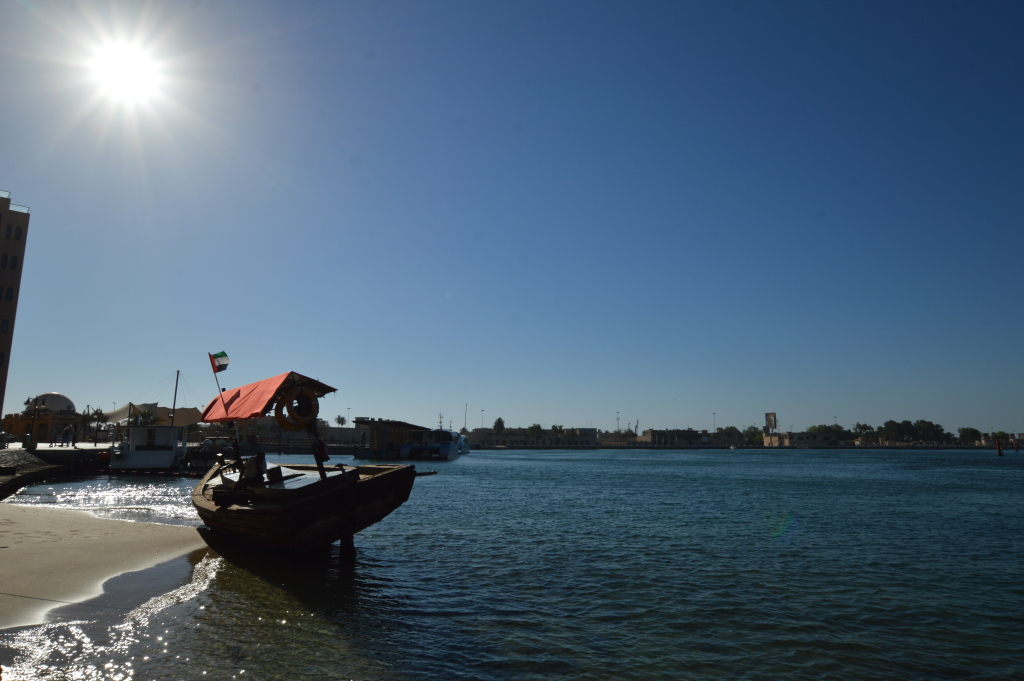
[213,367,229,413]
[209,353,241,464]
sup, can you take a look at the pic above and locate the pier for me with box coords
[0,443,111,501]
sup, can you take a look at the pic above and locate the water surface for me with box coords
[2,449,1022,679]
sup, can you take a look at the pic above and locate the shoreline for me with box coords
[0,504,208,629]
[468,444,1012,451]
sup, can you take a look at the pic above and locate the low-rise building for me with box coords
[637,428,745,447]
[596,430,638,446]
[231,415,376,445]
[469,427,596,447]
[4,393,79,442]
[763,431,839,447]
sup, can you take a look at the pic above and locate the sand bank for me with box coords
[0,504,207,629]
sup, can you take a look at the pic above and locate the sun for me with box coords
[91,43,160,103]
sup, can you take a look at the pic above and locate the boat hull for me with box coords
[399,442,461,460]
[110,449,186,470]
[110,425,189,471]
[191,463,415,550]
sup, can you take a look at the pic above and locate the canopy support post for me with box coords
[307,421,329,480]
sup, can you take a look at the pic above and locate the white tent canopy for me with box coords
[101,403,203,427]
[102,403,157,424]
[157,406,202,427]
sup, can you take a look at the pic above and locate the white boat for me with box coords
[400,423,469,460]
[110,425,188,471]
[106,372,197,472]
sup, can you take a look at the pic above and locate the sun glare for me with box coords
[91,43,160,103]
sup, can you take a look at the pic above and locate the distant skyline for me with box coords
[1,1,1021,434]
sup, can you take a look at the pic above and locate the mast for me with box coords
[170,370,179,428]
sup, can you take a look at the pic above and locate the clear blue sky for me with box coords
[1,1,1021,434]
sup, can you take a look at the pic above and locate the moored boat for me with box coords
[191,370,416,551]
[110,424,189,471]
[107,371,201,472]
[399,424,469,460]
[192,460,415,550]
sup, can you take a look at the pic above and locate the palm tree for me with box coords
[335,415,347,427]
[138,410,160,426]
[91,408,108,445]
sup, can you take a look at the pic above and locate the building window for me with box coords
[4,226,9,238]
[1,255,6,268]
[0,351,4,366]
[5,288,11,301]
[1,320,8,333]
[9,257,17,270]
[14,227,21,240]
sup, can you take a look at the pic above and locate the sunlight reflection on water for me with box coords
[2,450,1023,679]
[4,475,199,526]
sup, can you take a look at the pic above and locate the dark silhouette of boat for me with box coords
[191,371,415,551]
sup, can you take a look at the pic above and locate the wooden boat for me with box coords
[191,371,416,551]
[192,461,415,550]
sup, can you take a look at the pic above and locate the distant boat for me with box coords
[400,428,469,460]
[400,414,469,460]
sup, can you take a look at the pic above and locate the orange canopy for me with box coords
[201,371,336,423]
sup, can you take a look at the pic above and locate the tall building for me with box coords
[0,190,30,417]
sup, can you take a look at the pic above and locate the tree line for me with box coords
[740,420,1011,445]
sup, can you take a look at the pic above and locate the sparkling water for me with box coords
[2,449,1022,679]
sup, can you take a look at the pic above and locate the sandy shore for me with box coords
[0,504,207,629]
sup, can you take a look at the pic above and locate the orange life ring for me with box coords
[274,387,319,431]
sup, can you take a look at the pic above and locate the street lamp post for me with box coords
[347,408,350,426]
[481,410,484,429]
[28,396,45,448]
[713,413,716,432]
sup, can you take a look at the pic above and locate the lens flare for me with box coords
[91,43,160,103]
[766,512,794,538]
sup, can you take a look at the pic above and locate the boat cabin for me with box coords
[111,425,188,470]
[409,429,459,445]
[114,425,186,450]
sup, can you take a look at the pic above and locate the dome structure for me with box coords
[27,393,77,416]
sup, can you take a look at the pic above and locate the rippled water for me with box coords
[3,449,1023,679]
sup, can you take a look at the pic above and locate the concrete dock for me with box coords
[0,444,110,501]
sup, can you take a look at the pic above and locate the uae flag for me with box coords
[209,351,230,373]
